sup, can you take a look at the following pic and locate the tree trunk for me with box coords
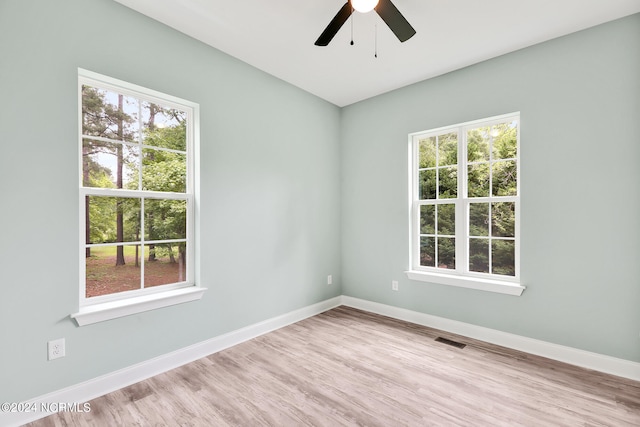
[115,94,126,266]
[82,105,91,258]
[178,246,185,282]
[85,196,91,258]
[168,245,176,263]
[146,104,159,263]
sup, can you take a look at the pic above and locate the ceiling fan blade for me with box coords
[375,0,416,42]
[315,2,353,46]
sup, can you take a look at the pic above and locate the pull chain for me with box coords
[350,13,354,45]
[374,23,378,58]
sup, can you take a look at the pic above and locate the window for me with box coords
[407,113,524,296]
[73,69,204,325]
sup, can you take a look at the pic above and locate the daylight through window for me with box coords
[409,113,520,284]
[79,70,197,305]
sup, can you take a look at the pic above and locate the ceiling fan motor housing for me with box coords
[315,0,416,47]
[351,0,379,13]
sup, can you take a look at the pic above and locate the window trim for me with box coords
[406,112,524,296]
[73,68,205,324]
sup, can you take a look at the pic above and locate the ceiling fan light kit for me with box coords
[351,0,379,13]
[314,0,415,47]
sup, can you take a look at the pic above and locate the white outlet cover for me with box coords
[48,338,66,360]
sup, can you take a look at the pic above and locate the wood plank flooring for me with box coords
[27,306,640,426]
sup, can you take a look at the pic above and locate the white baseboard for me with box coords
[340,295,640,382]
[5,294,639,426]
[2,296,342,427]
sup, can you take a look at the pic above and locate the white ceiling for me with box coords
[114,0,640,107]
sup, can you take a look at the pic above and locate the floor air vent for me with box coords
[435,337,466,349]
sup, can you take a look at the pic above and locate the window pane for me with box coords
[420,205,435,234]
[87,197,141,244]
[469,238,489,273]
[491,122,517,160]
[491,202,515,238]
[420,237,435,267]
[437,204,456,235]
[438,166,457,199]
[144,199,187,241]
[469,203,489,236]
[437,237,456,269]
[492,240,515,276]
[419,169,436,200]
[492,160,517,196]
[418,137,436,168]
[85,245,141,298]
[467,163,489,198]
[467,127,490,162]
[141,103,187,151]
[438,132,457,166]
[82,139,140,190]
[81,86,139,142]
[142,149,187,192]
[144,244,187,288]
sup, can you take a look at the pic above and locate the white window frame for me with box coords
[72,69,205,326]
[406,112,525,296]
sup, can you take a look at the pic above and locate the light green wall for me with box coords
[1,0,638,406]
[0,0,341,402]
[341,14,640,362]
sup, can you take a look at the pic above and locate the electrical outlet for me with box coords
[327,275,332,285]
[392,280,398,291]
[48,338,65,361]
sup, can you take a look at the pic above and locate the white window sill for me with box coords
[405,270,525,296]
[71,287,207,326]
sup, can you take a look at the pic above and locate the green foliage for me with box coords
[88,168,115,189]
[83,90,188,266]
[418,133,458,200]
[142,153,186,192]
[492,123,517,159]
[88,196,116,244]
[437,237,456,269]
[491,202,515,237]
[419,170,436,199]
[469,203,489,237]
[492,240,515,276]
[420,205,435,234]
[467,128,490,162]
[144,120,187,151]
[418,121,517,276]
[419,236,458,269]
[438,133,457,166]
[141,118,187,264]
[468,163,489,197]
[88,196,140,244]
[439,166,457,199]
[492,161,517,196]
[419,237,434,267]
[467,123,517,198]
[145,199,186,241]
[469,238,489,273]
[82,86,135,141]
[418,137,436,168]
[437,204,455,235]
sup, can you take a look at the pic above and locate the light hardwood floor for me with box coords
[28,307,640,426]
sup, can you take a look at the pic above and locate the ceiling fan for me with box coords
[315,0,416,46]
